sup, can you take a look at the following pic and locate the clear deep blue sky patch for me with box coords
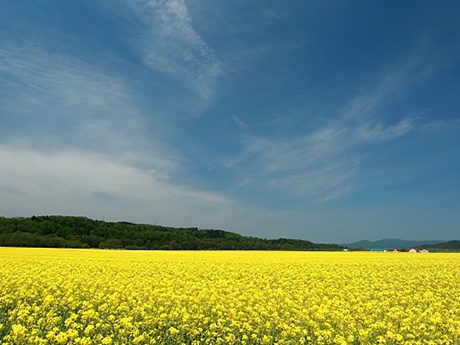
[1,0,459,242]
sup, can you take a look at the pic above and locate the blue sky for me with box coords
[1,1,459,243]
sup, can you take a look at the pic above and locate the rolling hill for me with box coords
[343,238,445,249]
[0,215,343,251]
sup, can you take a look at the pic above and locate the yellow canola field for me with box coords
[0,248,459,345]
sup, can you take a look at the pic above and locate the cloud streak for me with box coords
[222,34,458,204]
[224,73,421,203]
[107,0,223,101]
[0,44,180,176]
[226,116,417,202]
[0,145,247,230]
[224,126,358,202]
[356,118,415,141]
[231,116,249,130]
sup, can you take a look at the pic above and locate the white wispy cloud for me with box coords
[267,163,357,200]
[0,146,246,229]
[106,0,223,101]
[419,118,460,133]
[231,116,249,130]
[356,117,415,141]
[224,62,425,203]
[235,37,457,203]
[223,125,359,202]
[243,127,350,174]
[227,114,416,202]
[0,45,179,175]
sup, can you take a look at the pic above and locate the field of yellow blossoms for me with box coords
[0,248,459,344]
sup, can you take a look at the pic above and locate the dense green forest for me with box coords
[0,216,344,251]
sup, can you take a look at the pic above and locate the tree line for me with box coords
[0,216,344,251]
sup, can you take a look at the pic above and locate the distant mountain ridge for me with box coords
[343,238,445,249]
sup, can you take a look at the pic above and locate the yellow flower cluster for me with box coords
[0,248,459,344]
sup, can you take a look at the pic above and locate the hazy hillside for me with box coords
[425,240,460,251]
[343,238,445,249]
[0,215,343,251]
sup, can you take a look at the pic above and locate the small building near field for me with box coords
[409,248,418,253]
